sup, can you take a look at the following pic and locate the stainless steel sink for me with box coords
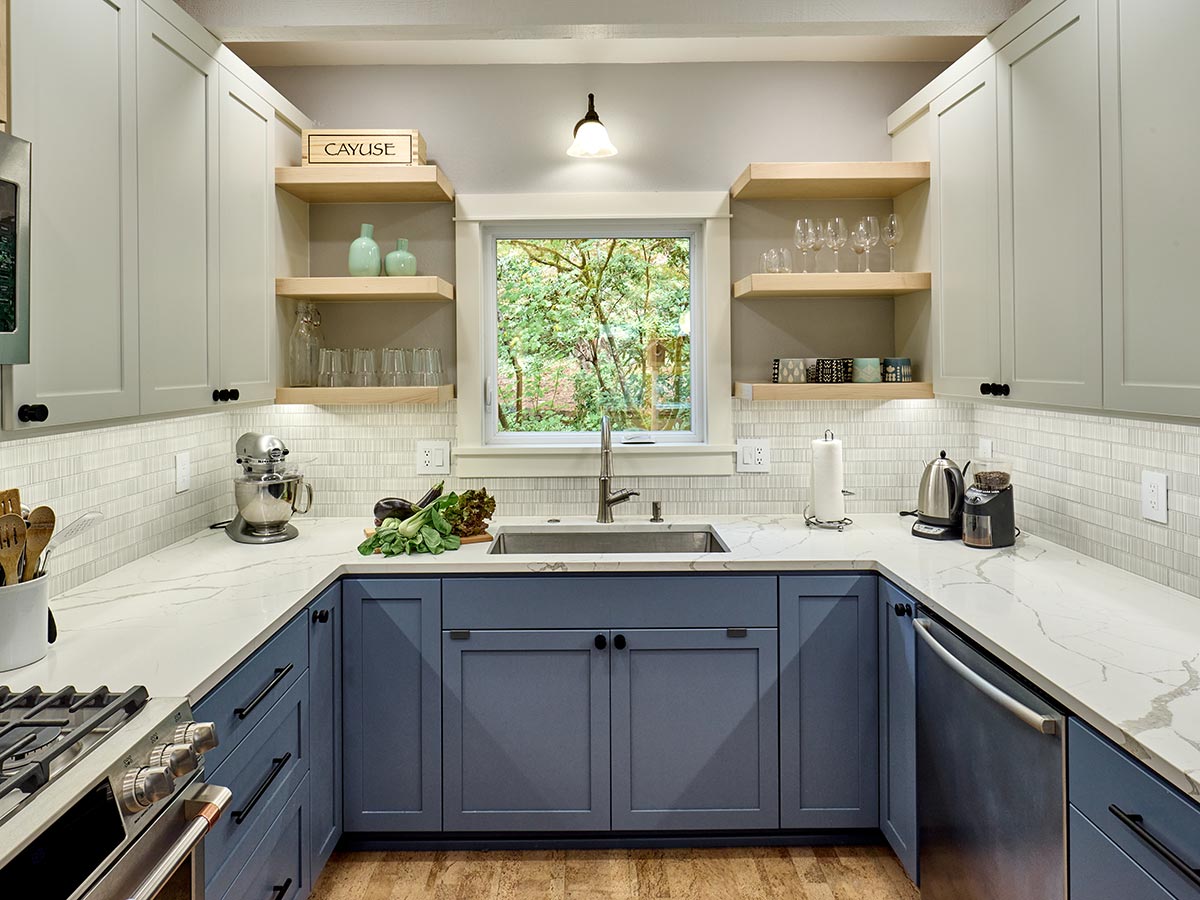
[488,526,729,555]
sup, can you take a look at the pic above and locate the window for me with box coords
[486,227,703,445]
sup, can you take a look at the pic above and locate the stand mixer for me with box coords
[225,432,313,544]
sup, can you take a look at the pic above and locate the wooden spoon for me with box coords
[0,489,21,518]
[23,507,55,582]
[0,514,27,586]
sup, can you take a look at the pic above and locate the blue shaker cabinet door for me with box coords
[308,581,341,873]
[342,578,442,831]
[780,574,880,829]
[610,627,779,830]
[442,629,611,831]
[879,580,919,882]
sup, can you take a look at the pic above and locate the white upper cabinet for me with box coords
[218,68,276,404]
[1100,0,1200,417]
[997,0,1103,408]
[4,0,140,429]
[930,58,1002,400]
[137,3,221,414]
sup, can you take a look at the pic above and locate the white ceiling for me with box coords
[175,0,1029,65]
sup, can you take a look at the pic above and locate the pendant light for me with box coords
[566,93,618,158]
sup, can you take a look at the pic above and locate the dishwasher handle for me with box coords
[914,618,1059,735]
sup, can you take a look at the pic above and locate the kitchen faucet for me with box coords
[597,415,639,523]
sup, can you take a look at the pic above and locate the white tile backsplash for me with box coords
[4,398,1200,602]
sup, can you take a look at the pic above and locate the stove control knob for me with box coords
[122,766,176,812]
[174,721,219,756]
[150,742,199,777]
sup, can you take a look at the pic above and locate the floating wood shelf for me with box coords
[275,385,455,405]
[733,272,931,299]
[275,276,454,302]
[730,161,930,200]
[734,382,934,401]
[274,165,454,203]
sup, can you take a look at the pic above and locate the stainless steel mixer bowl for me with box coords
[233,474,312,535]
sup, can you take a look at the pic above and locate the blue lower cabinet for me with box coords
[220,775,312,900]
[442,628,611,831]
[779,575,879,829]
[610,627,779,830]
[878,581,918,881]
[308,583,341,873]
[342,578,442,831]
[1070,807,1174,900]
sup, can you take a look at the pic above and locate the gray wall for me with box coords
[258,61,945,384]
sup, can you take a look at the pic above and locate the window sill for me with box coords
[454,444,736,478]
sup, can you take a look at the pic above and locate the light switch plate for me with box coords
[736,438,770,473]
[417,439,451,475]
[1142,470,1168,524]
[175,452,191,493]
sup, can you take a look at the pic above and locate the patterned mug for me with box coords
[851,357,882,383]
[882,357,912,383]
[815,358,847,384]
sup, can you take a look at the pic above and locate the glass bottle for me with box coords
[288,302,319,387]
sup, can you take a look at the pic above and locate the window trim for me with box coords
[455,192,734,478]
[483,223,706,447]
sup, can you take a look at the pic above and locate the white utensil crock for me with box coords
[0,574,50,671]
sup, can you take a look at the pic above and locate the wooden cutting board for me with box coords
[363,527,492,553]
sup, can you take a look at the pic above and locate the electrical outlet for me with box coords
[978,437,994,457]
[417,440,451,475]
[1142,470,1168,524]
[736,438,771,473]
[175,452,190,493]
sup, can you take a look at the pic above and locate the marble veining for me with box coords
[5,514,1199,802]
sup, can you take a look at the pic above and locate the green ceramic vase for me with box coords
[385,238,417,276]
[348,223,382,276]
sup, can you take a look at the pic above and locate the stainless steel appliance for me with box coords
[226,432,312,544]
[906,450,967,540]
[915,613,1066,900]
[0,685,228,899]
[0,132,31,365]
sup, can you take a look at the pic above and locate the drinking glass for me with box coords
[318,348,348,387]
[807,220,826,271]
[428,348,444,386]
[351,348,378,387]
[826,217,849,273]
[858,216,881,272]
[794,218,816,273]
[413,348,442,386]
[850,228,869,272]
[762,248,783,273]
[380,348,410,386]
[776,247,793,273]
[883,213,904,272]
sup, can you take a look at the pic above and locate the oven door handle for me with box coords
[125,784,232,900]
[914,618,1059,735]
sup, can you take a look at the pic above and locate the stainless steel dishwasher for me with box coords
[915,612,1067,900]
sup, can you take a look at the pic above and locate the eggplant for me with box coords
[374,497,417,524]
[416,481,444,509]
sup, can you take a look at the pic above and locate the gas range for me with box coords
[0,685,229,900]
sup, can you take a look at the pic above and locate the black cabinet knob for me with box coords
[230,388,240,401]
[212,389,221,402]
[17,404,48,423]
[894,603,906,617]
[312,609,330,624]
[613,634,627,650]
[594,634,607,650]
[999,383,1011,397]
[980,383,992,396]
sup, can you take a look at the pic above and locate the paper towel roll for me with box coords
[811,434,845,522]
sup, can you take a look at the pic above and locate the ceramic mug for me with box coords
[883,357,913,383]
[773,358,807,384]
[814,358,847,384]
[851,357,882,383]
[840,358,855,381]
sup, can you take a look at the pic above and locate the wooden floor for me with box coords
[311,846,920,900]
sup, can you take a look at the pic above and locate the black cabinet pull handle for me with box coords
[450,629,470,640]
[980,383,992,396]
[271,877,294,900]
[1109,804,1200,889]
[594,634,607,650]
[212,389,221,402]
[230,388,240,401]
[312,608,330,624]
[233,752,292,824]
[894,603,906,617]
[727,627,748,638]
[613,634,627,650]
[234,663,294,720]
[17,404,49,423]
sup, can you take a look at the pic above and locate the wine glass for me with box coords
[794,218,816,273]
[826,217,848,273]
[850,226,869,272]
[807,220,826,272]
[858,216,881,272]
[883,213,903,272]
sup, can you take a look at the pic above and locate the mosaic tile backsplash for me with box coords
[4,398,1200,599]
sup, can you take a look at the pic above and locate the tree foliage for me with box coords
[496,237,692,434]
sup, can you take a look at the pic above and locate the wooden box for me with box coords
[301,129,427,166]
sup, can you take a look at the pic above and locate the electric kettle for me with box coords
[908,450,967,540]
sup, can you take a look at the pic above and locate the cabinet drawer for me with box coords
[1069,720,1200,898]
[219,775,311,900]
[206,672,309,900]
[196,613,307,772]
[1070,807,1174,900]
[443,576,777,629]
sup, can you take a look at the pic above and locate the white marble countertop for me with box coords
[6,514,1199,802]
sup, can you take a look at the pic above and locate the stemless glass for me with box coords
[380,348,409,386]
[776,247,793,273]
[826,217,849,272]
[428,348,444,386]
[883,213,904,272]
[794,218,816,273]
[860,215,881,272]
[318,348,348,387]
[351,348,378,387]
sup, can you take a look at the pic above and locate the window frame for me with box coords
[455,192,733,478]
[483,222,707,447]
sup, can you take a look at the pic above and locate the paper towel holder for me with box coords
[807,429,854,531]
